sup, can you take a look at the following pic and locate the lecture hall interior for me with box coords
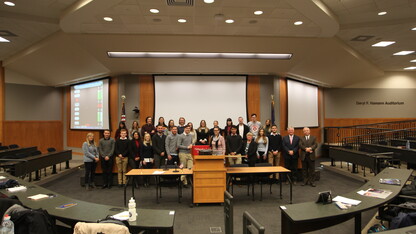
[0,0,416,234]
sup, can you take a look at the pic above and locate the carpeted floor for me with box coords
[42,158,375,234]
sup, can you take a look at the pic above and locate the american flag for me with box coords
[121,101,126,122]
[271,95,275,124]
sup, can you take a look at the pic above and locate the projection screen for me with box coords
[154,75,247,128]
[287,79,319,128]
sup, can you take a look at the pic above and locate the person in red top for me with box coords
[223,118,233,137]
[129,131,141,188]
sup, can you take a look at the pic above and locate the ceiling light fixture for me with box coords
[204,0,215,3]
[404,66,416,70]
[0,36,10,42]
[254,11,263,15]
[107,52,293,60]
[393,51,415,56]
[378,11,387,16]
[103,17,113,22]
[4,1,15,6]
[412,27,416,31]
[411,59,416,62]
[150,9,159,14]
[372,41,396,47]
[225,19,234,24]
[294,21,303,25]
[178,18,187,23]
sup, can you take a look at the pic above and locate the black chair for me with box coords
[158,165,183,203]
[8,144,19,149]
[228,164,251,197]
[0,146,9,151]
[224,191,234,234]
[254,163,274,201]
[47,147,56,152]
[243,211,265,234]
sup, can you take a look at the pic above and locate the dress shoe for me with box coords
[293,181,297,185]
[118,184,122,188]
[311,183,316,187]
[102,185,108,189]
[108,185,112,189]
[90,183,96,188]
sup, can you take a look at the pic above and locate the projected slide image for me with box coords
[70,79,110,130]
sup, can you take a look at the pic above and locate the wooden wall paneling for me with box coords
[139,75,154,126]
[247,76,261,120]
[0,61,4,144]
[109,76,119,134]
[3,121,63,152]
[324,118,416,127]
[279,78,287,133]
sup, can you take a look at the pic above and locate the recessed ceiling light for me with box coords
[178,18,187,23]
[149,9,159,14]
[372,41,396,47]
[294,21,303,25]
[254,11,263,15]
[411,59,416,62]
[378,11,387,16]
[0,36,10,42]
[404,66,416,70]
[4,1,15,6]
[393,51,415,56]
[204,0,215,3]
[103,17,113,22]
[412,27,416,31]
[225,19,234,24]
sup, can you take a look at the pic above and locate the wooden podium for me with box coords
[193,155,226,204]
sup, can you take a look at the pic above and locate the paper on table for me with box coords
[332,196,361,205]
[111,211,130,221]
[28,194,49,200]
[152,171,165,175]
[6,186,27,192]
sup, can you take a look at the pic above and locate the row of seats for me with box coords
[0,144,19,150]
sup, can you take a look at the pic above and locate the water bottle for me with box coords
[406,140,411,150]
[128,197,137,222]
[0,214,14,234]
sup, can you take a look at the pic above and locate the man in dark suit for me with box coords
[282,127,300,184]
[299,127,318,187]
[152,125,167,168]
[236,117,250,141]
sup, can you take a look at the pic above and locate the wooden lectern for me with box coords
[193,155,226,204]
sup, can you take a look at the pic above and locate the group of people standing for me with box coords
[82,113,319,190]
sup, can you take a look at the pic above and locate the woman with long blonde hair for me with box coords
[82,132,99,190]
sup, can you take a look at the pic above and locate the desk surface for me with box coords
[0,173,175,230]
[281,168,412,222]
[226,166,291,174]
[126,168,193,176]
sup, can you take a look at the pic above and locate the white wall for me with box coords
[344,71,416,89]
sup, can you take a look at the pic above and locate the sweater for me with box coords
[82,142,98,162]
[268,133,282,152]
[166,134,179,156]
[114,138,130,158]
[177,133,193,154]
[226,134,243,154]
[98,137,115,158]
